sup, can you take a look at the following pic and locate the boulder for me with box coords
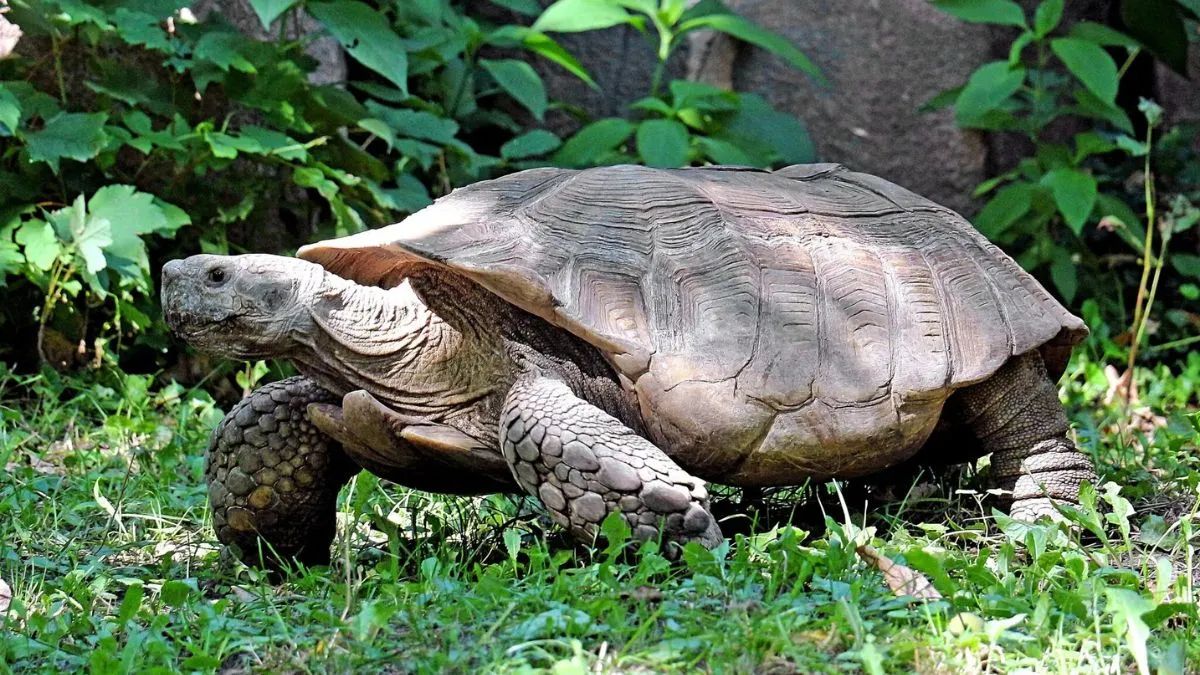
[690,0,994,214]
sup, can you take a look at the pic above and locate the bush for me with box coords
[0,0,817,374]
[929,0,1200,363]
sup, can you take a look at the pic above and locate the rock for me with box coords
[689,0,993,214]
[1157,43,1200,126]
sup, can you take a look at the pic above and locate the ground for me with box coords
[0,351,1197,674]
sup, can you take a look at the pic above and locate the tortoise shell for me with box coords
[299,165,1086,485]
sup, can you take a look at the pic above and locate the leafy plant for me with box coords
[532,0,821,168]
[0,0,592,368]
[1,187,187,366]
[928,0,1150,302]
[929,0,1200,353]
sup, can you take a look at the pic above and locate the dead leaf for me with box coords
[1104,365,1138,405]
[0,577,11,614]
[619,585,663,603]
[0,11,19,60]
[856,545,942,601]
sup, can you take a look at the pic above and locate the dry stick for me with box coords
[1124,125,1157,399]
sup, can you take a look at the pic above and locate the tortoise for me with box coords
[161,164,1094,567]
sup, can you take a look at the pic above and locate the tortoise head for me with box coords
[161,253,323,359]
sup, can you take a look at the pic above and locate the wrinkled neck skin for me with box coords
[291,271,513,428]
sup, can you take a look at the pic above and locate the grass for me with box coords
[0,349,1197,673]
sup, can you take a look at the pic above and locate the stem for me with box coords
[1116,47,1141,80]
[648,16,673,99]
[1149,333,1200,354]
[1133,224,1171,356]
[50,33,68,103]
[36,259,70,365]
[649,59,666,99]
[1125,123,1156,378]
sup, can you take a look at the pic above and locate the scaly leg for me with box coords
[501,375,722,550]
[950,352,1096,519]
[206,376,359,568]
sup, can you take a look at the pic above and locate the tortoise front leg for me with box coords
[206,376,359,569]
[501,375,723,551]
[951,352,1096,519]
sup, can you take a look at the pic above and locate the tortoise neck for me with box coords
[293,272,509,419]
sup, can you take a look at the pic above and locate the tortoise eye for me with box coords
[207,268,227,284]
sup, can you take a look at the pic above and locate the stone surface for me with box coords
[691,0,993,214]
[1157,43,1200,126]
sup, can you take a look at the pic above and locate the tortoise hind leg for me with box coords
[949,351,1096,519]
[207,377,360,569]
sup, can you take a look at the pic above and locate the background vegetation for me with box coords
[0,0,1197,672]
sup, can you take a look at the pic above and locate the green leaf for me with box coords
[1051,38,1118,103]
[248,0,299,28]
[1172,254,1200,278]
[490,0,541,15]
[1007,31,1035,65]
[116,582,144,625]
[533,0,634,32]
[480,59,548,120]
[632,96,676,116]
[294,166,339,199]
[500,129,561,160]
[15,220,60,271]
[21,112,109,173]
[954,62,1025,127]
[1041,167,1097,234]
[696,136,753,165]
[974,182,1035,237]
[205,132,264,159]
[1104,589,1153,675]
[932,0,1026,27]
[554,118,635,167]
[309,1,409,94]
[1073,131,1116,161]
[719,93,813,165]
[1033,0,1063,36]
[363,103,459,143]
[63,195,112,278]
[110,9,171,52]
[241,126,308,161]
[89,185,169,237]
[514,29,597,89]
[86,185,170,277]
[919,86,963,113]
[1068,21,1140,47]
[159,580,194,608]
[193,32,257,73]
[0,84,20,135]
[636,119,690,167]
[1072,88,1133,133]
[1121,0,1189,75]
[1049,251,1077,302]
[678,13,822,81]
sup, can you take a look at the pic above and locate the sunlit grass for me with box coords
[0,352,1197,673]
